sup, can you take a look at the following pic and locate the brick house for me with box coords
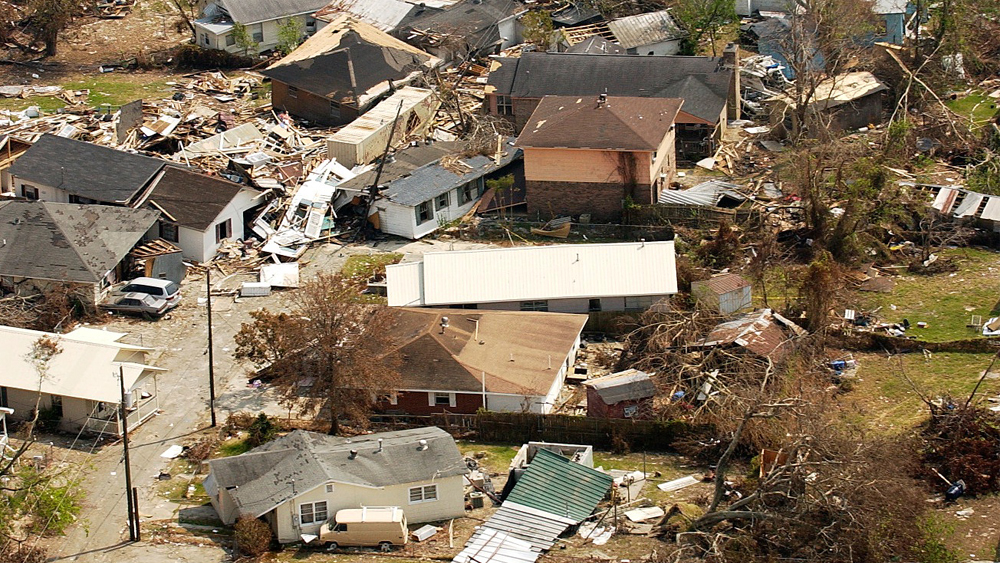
[583,369,656,419]
[378,308,588,415]
[515,95,682,222]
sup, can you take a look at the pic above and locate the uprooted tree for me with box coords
[234,273,400,435]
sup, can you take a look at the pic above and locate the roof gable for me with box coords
[8,135,166,204]
[147,166,250,231]
[0,201,159,283]
[516,95,682,151]
[217,0,329,24]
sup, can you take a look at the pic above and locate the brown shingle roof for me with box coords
[515,95,683,151]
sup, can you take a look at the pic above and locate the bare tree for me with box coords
[234,273,400,435]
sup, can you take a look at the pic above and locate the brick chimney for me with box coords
[722,43,741,121]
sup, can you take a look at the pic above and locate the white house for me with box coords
[143,166,264,263]
[1,325,164,436]
[607,10,686,56]
[193,0,328,53]
[203,427,468,543]
[387,241,677,312]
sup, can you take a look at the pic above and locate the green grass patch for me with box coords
[945,91,998,131]
[850,351,994,431]
[457,441,520,475]
[854,247,1000,342]
[0,75,173,113]
[218,437,252,457]
[342,253,403,281]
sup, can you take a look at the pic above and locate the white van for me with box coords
[318,507,407,551]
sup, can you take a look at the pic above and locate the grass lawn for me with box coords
[853,247,1000,342]
[218,437,252,457]
[0,74,173,112]
[846,351,996,432]
[946,90,999,131]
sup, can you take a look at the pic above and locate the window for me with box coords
[225,33,236,46]
[476,177,486,196]
[69,194,97,204]
[22,185,38,200]
[288,86,298,99]
[250,23,263,43]
[330,102,341,120]
[409,484,438,504]
[50,395,63,417]
[299,501,328,525]
[624,296,655,311]
[201,33,209,46]
[215,218,232,243]
[415,201,432,225]
[325,484,335,493]
[496,95,513,116]
[429,392,456,407]
[457,182,475,204]
[435,192,450,211]
[589,298,602,312]
[520,300,548,312]
[159,222,179,243]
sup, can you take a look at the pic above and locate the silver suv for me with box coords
[113,277,181,309]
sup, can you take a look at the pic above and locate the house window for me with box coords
[250,23,263,43]
[226,33,236,46]
[625,296,655,311]
[201,33,209,46]
[520,300,548,312]
[69,194,97,204]
[434,393,451,406]
[477,177,486,196]
[325,484,335,493]
[496,95,513,116]
[299,501,328,525]
[215,218,232,243]
[408,484,438,504]
[589,298,602,312]
[159,222,179,243]
[415,201,432,225]
[22,185,38,200]
[457,182,475,204]
[435,192,450,211]
[288,86,298,99]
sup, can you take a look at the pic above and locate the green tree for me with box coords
[671,0,736,56]
[521,11,554,49]
[230,22,258,55]
[276,17,303,55]
[28,0,75,56]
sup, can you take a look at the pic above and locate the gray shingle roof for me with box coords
[583,369,656,404]
[607,10,686,49]
[8,134,167,205]
[147,166,249,231]
[486,53,731,124]
[207,427,468,519]
[217,0,330,24]
[0,201,159,284]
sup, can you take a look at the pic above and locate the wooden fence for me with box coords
[624,204,762,229]
[370,411,694,451]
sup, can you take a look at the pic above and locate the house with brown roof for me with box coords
[515,95,682,222]
[583,369,656,419]
[379,308,588,415]
[691,273,752,315]
[144,167,265,263]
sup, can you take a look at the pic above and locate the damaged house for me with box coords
[379,308,588,414]
[699,308,806,362]
[262,15,440,126]
[583,369,657,419]
[192,0,327,53]
[386,241,677,312]
[0,201,158,305]
[767,71,888,136]
[485,50,738,160]
[204,427,467,543]
[394,0,525,61]
[516,95,682,221]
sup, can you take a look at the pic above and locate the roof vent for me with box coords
[376,438,383,453]
[597,93,607,106]
[419,439,428,450]
[349,449,358,459]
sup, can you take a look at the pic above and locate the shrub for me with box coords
[175,44,254,69]
[235,516,272,557]
[246,413,278,449]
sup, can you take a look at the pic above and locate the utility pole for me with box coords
[206,268,217,427]
[118,366,138,541]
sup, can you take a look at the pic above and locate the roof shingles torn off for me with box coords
[516,95,682,151]
[8,134,166,204]
[208,427,467,519]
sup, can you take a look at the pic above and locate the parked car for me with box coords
[101,293,172,318]
[319,507,407,551]
[112,277,181,308]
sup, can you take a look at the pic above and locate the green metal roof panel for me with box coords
[504,448,613,523]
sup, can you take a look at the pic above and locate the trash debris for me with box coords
[657,474,701,493]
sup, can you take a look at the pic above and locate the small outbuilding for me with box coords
[583,369,656,419]
[691,273,752,315]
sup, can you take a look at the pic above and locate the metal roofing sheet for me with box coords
[407,241,676,306]
[315,0,416,31]
[583,369,656,404]
[931,187,958,213]
[504,448,613,523]
[953,192,983,217]
[455,529,540,563]
[481,503,571,552]
[607,10,685,49]
[981,196,1000,221]
[658,180,746,206]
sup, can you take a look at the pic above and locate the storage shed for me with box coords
[691,273,752,315]
[583,369,656,419]
[326,87,440,168]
